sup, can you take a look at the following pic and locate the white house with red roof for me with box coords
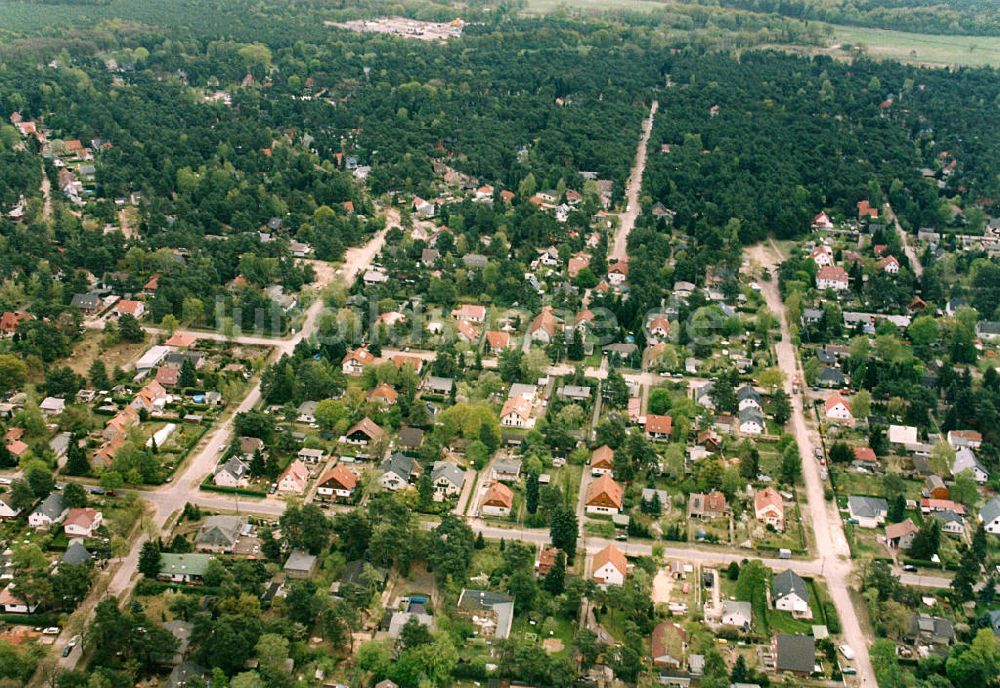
[590,445,615,476]
[809,244,834,267]
[591,543,627,586]
[812,211,834,230]
[451,304,486,323]
[64,508,103,538]
[277,459,310,494]
[879,255,901,274]
[500,397,533,429]
[645,414,673,441]
[816,265,849,291]
[754,487,784,531]
[824,392,854,427]
[113,299,145,319]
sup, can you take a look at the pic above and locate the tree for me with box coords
[887,494,906,523]
[851,389,872,420]
[64,440,90,476]
[279,504,332,554]
[772,389,791,425]
[525,472,539,514]
[567,328,584,361]
[951,545,980,602]
[950,469,980,509]
[179,358,197,388]
[550,506,577,563]
[117,314,144,343]
[946,628,1000,686]
[25,464,54,497]
[543,551,566,595]
[138,541,161,579]
[8,480,35,512]
[284,580,324,626]
[99,470,124,492]
[780,443,801,484]
[88,359,110,390]
[417,473,434,508]
[602,369,629,409]
[255,634,291,688]
[0,354,27,395]
[828,441,853,464]
[910,518,941,560]
[62,482,87,508]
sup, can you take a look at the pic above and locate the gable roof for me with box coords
[773,570,809,603]
[320,463,357,491]
[981,495,1000,524]
[776,634,815,674]
[885,518,918,541]
[591,445,614,468]
[431,461,465,487]
[755,486,783,513]
[346,417,385,441]
[848,495,887,519]
[586,474,623,509]
[593,543,627,575]
[646,414,673,435]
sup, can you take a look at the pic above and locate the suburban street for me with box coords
[749,242,876,687]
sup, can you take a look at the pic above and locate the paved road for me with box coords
[44,221,391,677]
[610,100,658,263]
[749,242,877,687]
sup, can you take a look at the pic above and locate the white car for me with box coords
[839,644,855,660]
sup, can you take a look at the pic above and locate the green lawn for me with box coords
[829,25,1000,68]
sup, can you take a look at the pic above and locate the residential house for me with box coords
[607,260,629,286]
[952,446,989,483]
[451,304,486,323]
[980,495,1000,534]
[344,417,385,447]
[775,634,815,676]
[194,515,245,553]
[590,445,615,476]
[687,491,730,520]
[0,584,39,614]
[528,306,560,343]
[493,457,522,482]
[0,494,21,520]
[885,519,918,551]
[297,448,325,465]
[847,495,888,529]
[648,316,671,339]
[485,330,512,353]
[932,509,965,535]
[131,380,168,414]
[557,385,591,402]
[947,430,982,449]
[70,293,102,315]
[586,474,624,515]
[754,487,784,530]
[737,385,763,412]
[456,589,514,639]
[812,211,834,230]
[379,453,420,491]
[879,255,900,274]
[852,447,880,471]
[481,481,514,517]
[500,397,533,428]
[816,266,849,291]
[283,549,319,579]
[908,614,955,647]
[114,299,145,319]
[28,493,67,530]
[809,245,834,267]
[396,427,425,452]
[39,397,66,416]
[276,459,309,494]
[738,407,765,435]
[650,621,687,669]
[592,543,627,586]
[63,508,102,538]
[422,376,454,395]
[342,347,378,375]
[213,457,250,488]
[646,414,673,441]
[720,600,752,631]
[159,553,214,583]
[367,383,398,406]
[430,461,465,501]
[0,311,31,337]
[156,366,181,387]
[773,570,810,616]
[317,464,357,501]
[823,392,854,426]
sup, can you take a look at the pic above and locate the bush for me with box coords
[199,480,267,497]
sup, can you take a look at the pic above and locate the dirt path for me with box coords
[886,203,923,278]
[610,99,658,262]
[40,165,52,221]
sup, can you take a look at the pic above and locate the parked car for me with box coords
[902,564,918,572]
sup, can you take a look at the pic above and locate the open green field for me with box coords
[524,0,669,13]
[829,25,1000,68]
